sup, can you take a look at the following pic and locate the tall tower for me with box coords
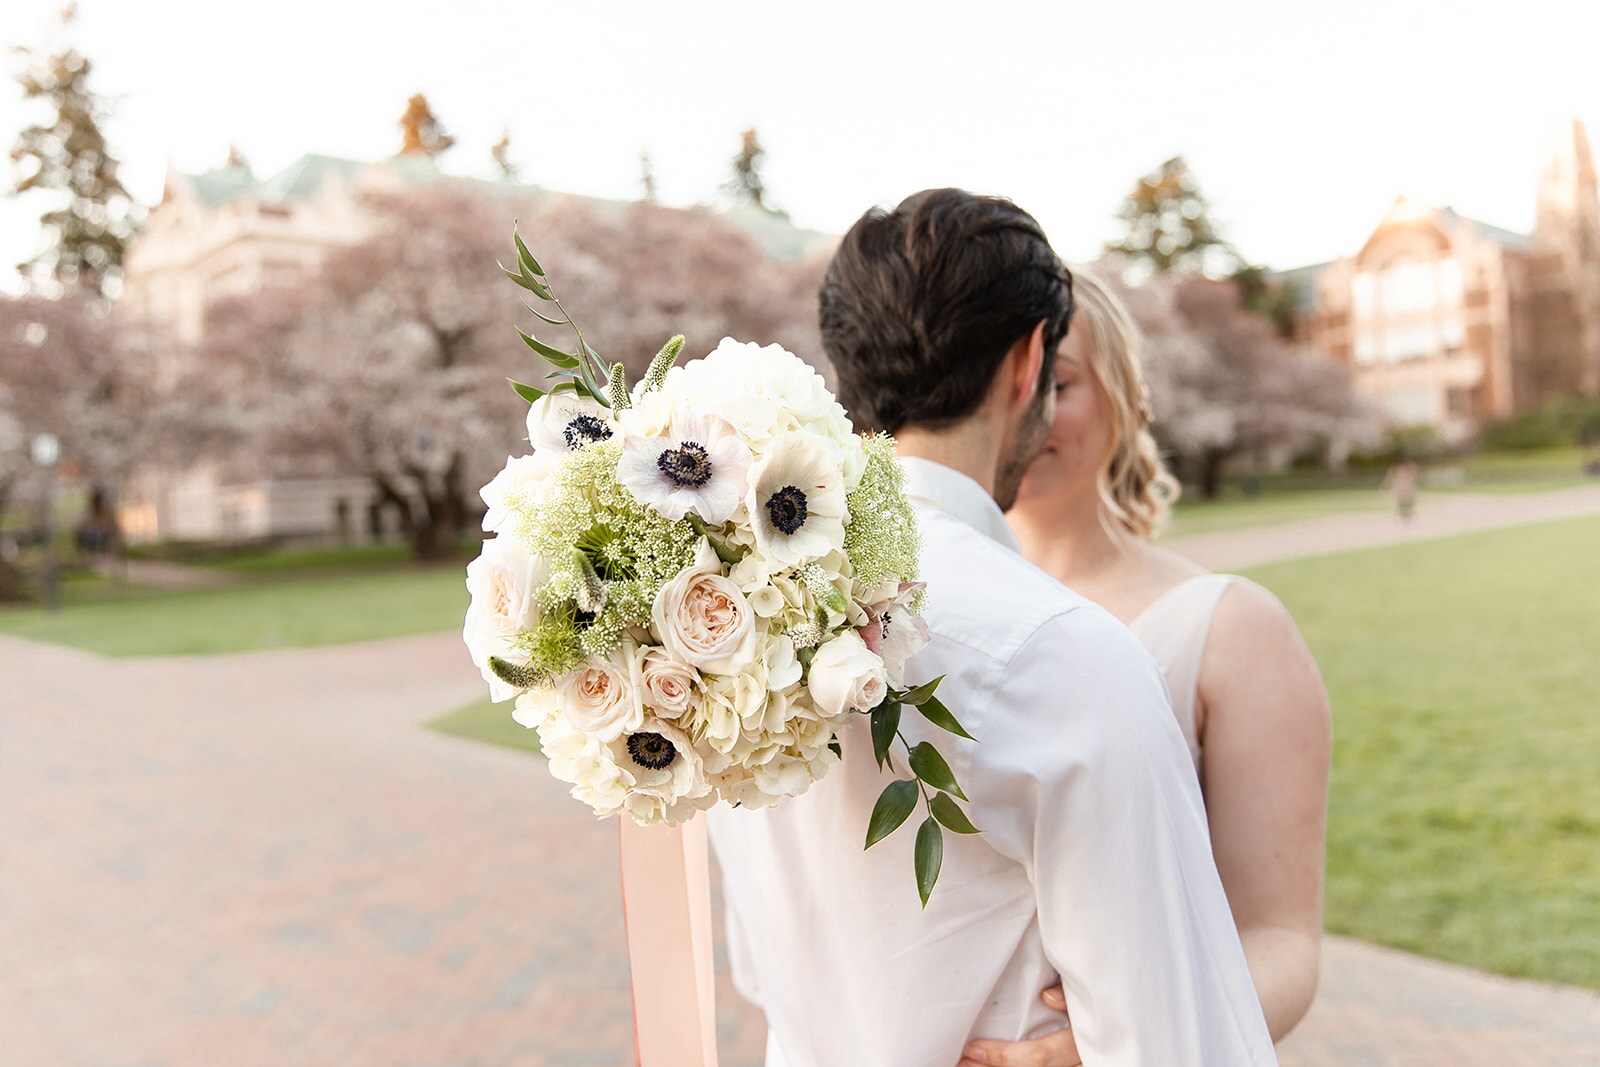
[1530,118,1600,398]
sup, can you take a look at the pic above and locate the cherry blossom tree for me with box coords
[197,182,828,559]
[1086,264,1375,498]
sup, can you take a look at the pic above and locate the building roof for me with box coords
[186,164,259,207]
[1267,261,1330,313]
[1439,207,1531,251]
[173,153,834,261]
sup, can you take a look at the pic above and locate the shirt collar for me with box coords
[898,456,1022,553]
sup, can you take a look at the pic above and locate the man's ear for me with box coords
[1008,320,1049,409]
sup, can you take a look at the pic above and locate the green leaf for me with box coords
[500,263,540,293]
[685,516,742,565]
[929,793,980,834]
[870,700,901,770]
[865,779,918,849]
[827,739,842,759]
[547,381,581,396]
[908,742,966,801]
[513,230,546,278]
[523,301,568,326]
[580,338,611,379]
[899,678,941,706]
[517,329,581,367]
[914,817,944,907]
[509,379,545,404]
[912,695,975,741]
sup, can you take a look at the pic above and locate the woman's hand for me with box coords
[957,987,1080,1066]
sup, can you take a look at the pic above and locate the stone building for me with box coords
[115,153,830,543]
[1286,119,1600,439]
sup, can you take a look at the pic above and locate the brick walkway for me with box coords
[0,633,763,1067]
[4,489,1600,1065]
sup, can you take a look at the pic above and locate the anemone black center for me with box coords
[564,414,613,450]
[627,732,678,771]
[657,441,713,488]
[765,485,809,535]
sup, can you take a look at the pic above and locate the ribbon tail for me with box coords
[620,816,720,1067]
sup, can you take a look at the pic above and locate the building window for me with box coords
[1385,387,1441,425]
[1354,272,1377,319]
[1380,258,1437,314]
[1384,322,1437,362]
[1442,316,1464,353]
[1355,331,1379,365]
[1438,257,1463,308]
[1447,388,1473,418]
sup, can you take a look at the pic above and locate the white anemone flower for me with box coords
[746,431,848,567]
[616,413,752,523]
[526,392,618,458]
[606,718,715,825]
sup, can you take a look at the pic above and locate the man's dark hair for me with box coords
[818,188,1074,434]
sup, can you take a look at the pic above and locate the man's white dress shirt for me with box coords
[707,458,1278,1066]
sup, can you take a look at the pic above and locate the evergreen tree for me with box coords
[640,151,657,203]
[1105,156,1237,277]
[398,94,455,158]
[8,3,138,296]
[490,127,517,179]
[725,127,780,215]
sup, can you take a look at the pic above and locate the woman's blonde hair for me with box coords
[1068,268,1182,541]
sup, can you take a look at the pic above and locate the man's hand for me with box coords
[957,987,1080,1066]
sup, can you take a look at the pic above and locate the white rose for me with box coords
[806,630,888,718]
[557,640,645,742]
[652,540,757,675]
[638,646,700,721]
[463,535,547,702]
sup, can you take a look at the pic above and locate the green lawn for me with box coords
[1440,446,1595,494]
[0,562,469,656]
[1165,446,1596,537]
[1167,489,1388,538]
[427,695,543,756]
[1241,515,1600,989]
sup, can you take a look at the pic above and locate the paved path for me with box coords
[0,633,763,1067]
[89,556,233,589]
[5,491,1600,1065]
[1164,483,1600,571]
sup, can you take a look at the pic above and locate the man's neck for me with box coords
[893,420,1003,500]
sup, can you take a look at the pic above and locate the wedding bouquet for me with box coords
[463,231,977,901]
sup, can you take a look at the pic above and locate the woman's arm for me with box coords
[1196,578,1331,1041]
[957,579,1331,1066]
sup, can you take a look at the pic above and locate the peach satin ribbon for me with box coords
[619,817,720,1067]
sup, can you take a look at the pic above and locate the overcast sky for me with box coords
[2,0,1596,295]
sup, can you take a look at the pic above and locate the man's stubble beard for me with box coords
[993,382,1052,513]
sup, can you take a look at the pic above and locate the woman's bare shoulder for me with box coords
[1203,577,1325,709]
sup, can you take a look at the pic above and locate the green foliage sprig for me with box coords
[500,224,632,409]
[864,679,979,906]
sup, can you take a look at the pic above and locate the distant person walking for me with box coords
[1386,458,1420,522]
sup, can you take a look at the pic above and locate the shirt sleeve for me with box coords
[968,609,1279,1066]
